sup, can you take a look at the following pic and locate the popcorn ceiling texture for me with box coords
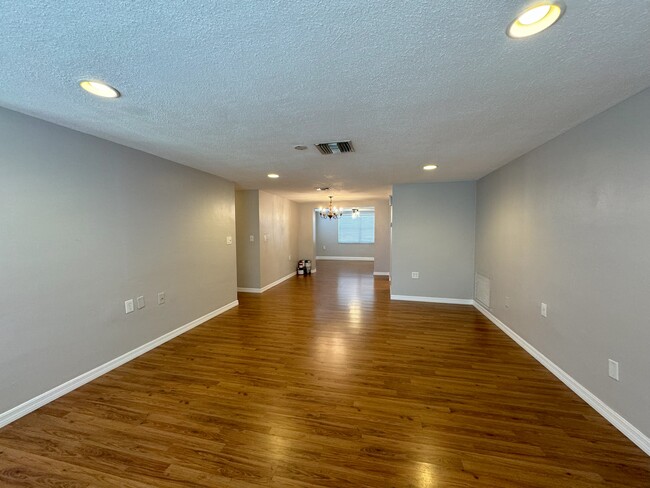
[2,0,650,201]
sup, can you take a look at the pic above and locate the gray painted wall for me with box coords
[475,87,650,437]
[391,182,476,299]
[0,107,237,414]
[316,212,375,258]
[258,191,299,287]
[235,190,261,289]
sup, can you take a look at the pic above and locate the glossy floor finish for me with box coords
[0,262,648,487]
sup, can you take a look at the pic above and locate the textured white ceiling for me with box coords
[2,1,650,202]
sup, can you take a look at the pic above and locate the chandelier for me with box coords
[318,196,343,219]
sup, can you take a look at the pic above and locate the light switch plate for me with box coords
[226,236,233,245]
[541,302,547,317]
[136,296,145,309]
[125,299,134,314]
[158,292,165,305]
[411,272,419,279]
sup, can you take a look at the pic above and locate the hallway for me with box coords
[0,261,648,487]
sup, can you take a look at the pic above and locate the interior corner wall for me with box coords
[258,191,299,287]
[391,182,476,300]
[235,190,261,289]
[475,87,650,438]
[297,203,317,267]
[373,198,391,273]
[0,107,237,415]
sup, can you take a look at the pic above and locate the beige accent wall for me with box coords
[235,190,299,289]
[235,190,261,289]
[258,191,299,287]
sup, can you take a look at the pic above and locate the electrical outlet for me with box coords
[608,359,619,381]
[264,234,268,242]
[249,235,254,242]
[124,299,134,314]
[136,296,145,309]
[158,292,166,305]
[226,236,233,245]
[288,254,291,261]
[322,245,326,250]
[411,272,419,279]
[505,296,511,309]
[540,302,547,317]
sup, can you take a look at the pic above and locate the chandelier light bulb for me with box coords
[319,196,343,219]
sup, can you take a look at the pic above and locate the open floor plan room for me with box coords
[0,262,647,487]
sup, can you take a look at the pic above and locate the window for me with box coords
[338,209,375,244]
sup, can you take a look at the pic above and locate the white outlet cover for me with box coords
[125,299,134,314]
[226,236,233,245]
[541,302,548,317]
[249,235,254,242]
[158,292,165,305]
[411,272,419,279]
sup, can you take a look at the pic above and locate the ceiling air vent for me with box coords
[315,140,354,155]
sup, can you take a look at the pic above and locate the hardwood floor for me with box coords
[0,261,648,487]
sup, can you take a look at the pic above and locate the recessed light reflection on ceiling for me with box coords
[79,80,120,98]
[267,173,280,179]
[423,164,438,171]
[507,3,564,38]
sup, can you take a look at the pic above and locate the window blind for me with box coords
[338,210,375,244]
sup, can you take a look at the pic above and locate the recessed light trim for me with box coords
[294,145,308,151]
[423,164,438,171]
[79,80,120,98]
[267,173,279,179]
[507,3,564,38]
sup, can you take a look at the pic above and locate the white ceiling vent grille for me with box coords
[315,141,354,155]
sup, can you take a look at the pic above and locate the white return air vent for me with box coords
[315,141,354,155]
[475,273,491,308]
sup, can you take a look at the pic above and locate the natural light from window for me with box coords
[338,208,375,244]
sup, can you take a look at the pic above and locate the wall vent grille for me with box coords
[315,141,354,155]
[475,274,491,308]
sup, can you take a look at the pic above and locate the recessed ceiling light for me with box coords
[79,80,120,98]
[315,186,331,191]
[294,145,308,151]
[507,3,564,38]
[267,173,279,179]
[423,164,438,171]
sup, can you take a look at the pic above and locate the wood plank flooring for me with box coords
[0,261,648,487]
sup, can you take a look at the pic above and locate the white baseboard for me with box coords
[373,272,390,276]
[0,300,239,429]
[390,294,474,305]
[316,256,374,261]
[473,301,650,457]
[237,271,295,294]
